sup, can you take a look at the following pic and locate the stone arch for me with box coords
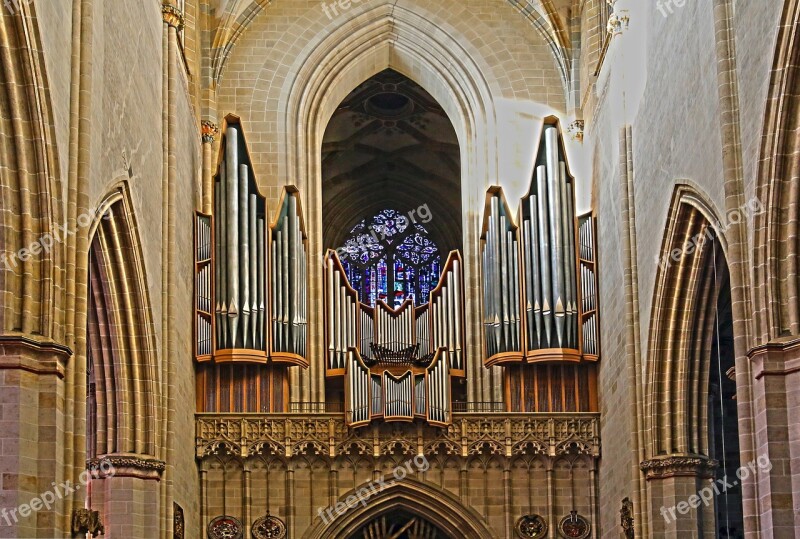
[644,185,731,458]
[86,183,159,458]
[301,478,498,539]
[0,2,65,338]
[753,0,800,343]
[280,4,509,403]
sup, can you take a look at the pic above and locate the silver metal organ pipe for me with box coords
[281,218,289,351]
[536,165,553,348]
[530,193,543,350]
[453,260,462,370]
[334,271,342,369]
[239,164,250,349]
[257,218,265,351]
[545,128,565,349]
[225,128,240,347]
[490,198,501,353]
[566,177,577,349]
[510,232,520,351]
[275,230,283,350]
[214,181,222,349]
[272,237,278,353]
[557,161,572,349]
[288,196,298,354]
[248,195,257,350]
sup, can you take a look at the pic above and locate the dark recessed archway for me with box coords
[301,480,497,539]
[321,69,462,254]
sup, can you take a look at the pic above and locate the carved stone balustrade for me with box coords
[196,413,601,460]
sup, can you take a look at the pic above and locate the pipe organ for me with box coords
[194,116,309,413]
[481,118,600,412]
[326,250,464,427]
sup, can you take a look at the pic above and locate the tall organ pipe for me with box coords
[248,194,258,349]
[239,164,250,349]
[545,128,565,348]
[214,180,222,348]
[536,165,553,348]
[225,128,240,345]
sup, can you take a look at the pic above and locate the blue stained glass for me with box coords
[335,209,441,306]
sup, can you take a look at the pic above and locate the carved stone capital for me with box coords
[87,454,166,481]
[639,455,717,480]
[202,120,220,143]
[161,3,185,31]
[0,334,72,378]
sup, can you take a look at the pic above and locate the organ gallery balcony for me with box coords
[195,412,600,459]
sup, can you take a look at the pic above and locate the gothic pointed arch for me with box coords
[301,479,498,539]
[642,184,745,535]
[0,3,65,339]
[86,183,160,460]
[753,0,800,342]
[645,185,729,458]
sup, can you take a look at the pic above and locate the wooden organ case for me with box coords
[194,116,309,413]
[481,118,600,413]
[324,250,465,427]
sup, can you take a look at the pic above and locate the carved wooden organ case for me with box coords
[194,116,308,413]
[324,250,465,427]
[481,118,600,413]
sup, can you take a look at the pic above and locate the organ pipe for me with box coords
[193,116,308,369]
[325,249,463,427]
[481,119,601,367]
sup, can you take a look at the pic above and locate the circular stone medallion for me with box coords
[515,514,548,538]
[557,514,591,539]
[251,515,287,539]
[207,515,244,539]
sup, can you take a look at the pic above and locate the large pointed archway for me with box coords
[301,479,497,539]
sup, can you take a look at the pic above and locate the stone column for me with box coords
[640,455,717,538]
[0,337,71,538]
[747,337,800,534]
[88,456,165,538]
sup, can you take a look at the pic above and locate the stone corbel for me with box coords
[161,3,185,31]
[202,120,220,144]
